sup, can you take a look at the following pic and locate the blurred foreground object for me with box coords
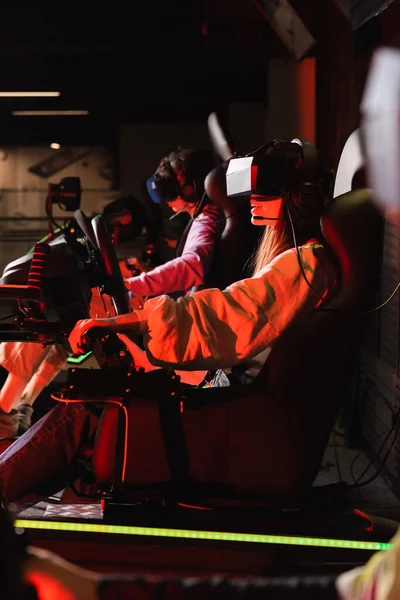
[361,46,400,227]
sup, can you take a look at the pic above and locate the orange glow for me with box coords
[24,572,76,600]
[296,58,316,143]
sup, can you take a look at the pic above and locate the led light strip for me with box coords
[14,520,392,551]
[67,351,92,364]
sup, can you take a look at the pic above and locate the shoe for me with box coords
[0,407,19,438]
[17,404,33,435]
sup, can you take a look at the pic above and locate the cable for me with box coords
[192,191,208,220]
[349,413,400,490]
[332,426,342,483]
[286,203,400,315]
[350,426,394,488]
[359,282,400,314]
[355,425,396,485]
[286,203,327,303]
[354,419,400,489]
[347,383,398,498]
[349,382,376,490]
[99,288,111,318]
[177,502,213,511]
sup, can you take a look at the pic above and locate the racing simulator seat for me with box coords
[202,112,261,289]
[76,186,383,504]
[202,162,260,289]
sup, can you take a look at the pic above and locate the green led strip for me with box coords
[14,520,392,551]
[67,351,92,364]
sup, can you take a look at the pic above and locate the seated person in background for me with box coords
[0,343,68,438]
[0,289,117,440]
[103,193,164,272]
[0,138,339,509]
[123,146,224,299]
[0,193,154,440]
[0,147,222,439]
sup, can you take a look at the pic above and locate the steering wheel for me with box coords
[91,215,131,315]
[207,112,237,163]
[74,209,99,249]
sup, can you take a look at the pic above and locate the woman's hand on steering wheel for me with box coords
[68,317,113,354]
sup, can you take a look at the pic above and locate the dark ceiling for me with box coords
[0,1,318,146]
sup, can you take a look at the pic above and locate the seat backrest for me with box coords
[179,188,382,502]
[177,188,382,503]
[202,164,260,289]
[333,128,364,198]
[237,188,383,499]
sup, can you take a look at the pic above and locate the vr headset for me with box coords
[146,176,180,204]
[226,139,308,200]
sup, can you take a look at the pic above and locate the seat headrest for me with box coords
[321,188,383,307]
[334,128,365,198]
[204,164,229,211]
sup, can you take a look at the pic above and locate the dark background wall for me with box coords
[314,0,400,168]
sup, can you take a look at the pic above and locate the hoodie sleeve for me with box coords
[127,205,222,298]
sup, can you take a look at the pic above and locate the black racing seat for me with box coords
[205,164,260,289]
[190,164,260,293]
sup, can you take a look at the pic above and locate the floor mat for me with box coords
[44,503,102,520]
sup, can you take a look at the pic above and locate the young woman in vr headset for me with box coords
[0,139,339,509]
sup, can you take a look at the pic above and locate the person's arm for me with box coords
[126,206,221,297]
[138,243,337,371]
[69,243,337,370]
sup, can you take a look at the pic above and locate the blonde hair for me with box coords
[251,220,293,275]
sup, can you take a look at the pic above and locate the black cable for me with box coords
[286,202,327,303]
[286,202,400,315]
[349,413,400,489]
[355,425,396,486]
[350,426,394,488]
[354,421,400,489]
[332,426,342,483]
[192,191,208,220]
[359,282,400,314]
[349,382,376,486]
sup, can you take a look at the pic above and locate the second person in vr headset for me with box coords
[124,147,225,302]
